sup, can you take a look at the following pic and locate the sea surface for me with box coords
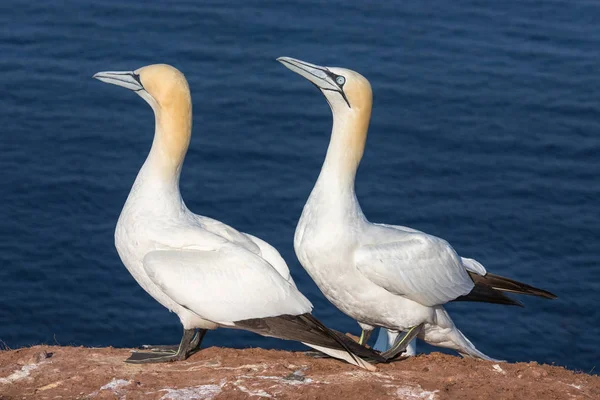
[1,0,598,373]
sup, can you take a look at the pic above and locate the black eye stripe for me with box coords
[320,70,350,108]
[282,59,351,108]
[132,72,143,86]
[324,70,345,88]
[322,87,351,108]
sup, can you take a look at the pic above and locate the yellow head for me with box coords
[278,57,373,167]
[277,57,372,117]
[94,64,193,168]
[94,63,191,114]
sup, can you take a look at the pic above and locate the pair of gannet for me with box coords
[277,57,556,360]
[93,64,383,370]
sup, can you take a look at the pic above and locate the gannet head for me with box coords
[93,64,191,115]
[94,64,193,171]
[277,57,372,116]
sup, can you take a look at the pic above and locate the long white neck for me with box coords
[132,103,192,209]
[309,104,371,218]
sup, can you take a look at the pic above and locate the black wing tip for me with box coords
[328,328,387,363]
[531,289,557,300]
[235,314,382,366]
[529,285,558,299]
[474,272,558,300]
[455,280,525,307]
[514,299,526,307]
[301,314,385,363]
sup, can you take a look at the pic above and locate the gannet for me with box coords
[278,57,556,361]
[93,64,383,369]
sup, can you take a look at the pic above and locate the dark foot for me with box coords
[359,328,373,346]
[126,328,208,364]
[138,344,179,353]
[381,324,423,361]
[189,329,205,351]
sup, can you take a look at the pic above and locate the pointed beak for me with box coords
[93,71,144,92]
[277,57,339,92]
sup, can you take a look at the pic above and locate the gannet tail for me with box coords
[468,272,557,299]
[454,280,525,307]
[454,258,556,306]
[234,314,383,370]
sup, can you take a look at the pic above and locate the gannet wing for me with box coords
[354,233,474,306]
[374,222,422,234]
[461,257,487,276]
[243,233,297,287]
[377,223,488,277]
[192,215,261,254]
[142,244,312,325]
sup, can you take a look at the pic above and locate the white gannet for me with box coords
[93,64,383,369]
[277,57,556,361]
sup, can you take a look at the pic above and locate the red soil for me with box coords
[0,345,598,399]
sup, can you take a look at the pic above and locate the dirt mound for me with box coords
[0,345,597,399]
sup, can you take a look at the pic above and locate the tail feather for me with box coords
[454,270,556,306]
[234,313,383,369]
[470,272,557,299]
[454,280,524,307]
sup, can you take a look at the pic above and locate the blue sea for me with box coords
[1,0,598,373]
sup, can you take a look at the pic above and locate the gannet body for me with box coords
[94,64,381,369]
[278,57,556,360]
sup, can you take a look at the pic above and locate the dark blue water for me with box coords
[1,0,598,373]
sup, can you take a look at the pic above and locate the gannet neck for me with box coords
[94,64,194,193]
[316,95,372,194]
[145,100,192,184]
[277,57,373,220]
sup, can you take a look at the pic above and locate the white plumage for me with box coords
[93,63,378,369]
[279,56,505,361]
[143,246,312,326]
[355,230,474,307]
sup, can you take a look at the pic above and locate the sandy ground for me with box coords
[0,345,598,399]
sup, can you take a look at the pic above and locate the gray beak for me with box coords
[93,71,144,92]
[277,57,339,91]
[277,57,350,107]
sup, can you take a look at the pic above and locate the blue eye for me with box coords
[336,76,345,85]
